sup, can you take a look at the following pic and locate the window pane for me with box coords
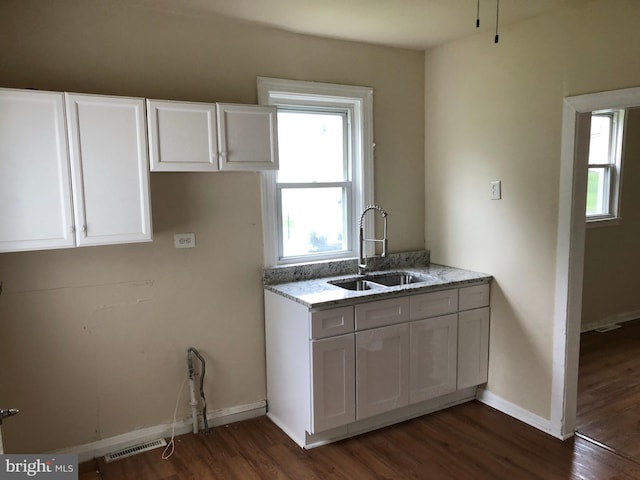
[277,111,346,183]
[586,167,608,216]
[589,115,612,165]
[281,187,347,257]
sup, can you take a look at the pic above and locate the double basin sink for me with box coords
[328,271,434,291]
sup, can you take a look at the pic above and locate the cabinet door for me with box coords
[217,103,278,171]
[356,323,409,420]
[147,100,218,172]
[410,314,457,403]
[65,93,152,246]
[0,89,75,252]
[458,307,490,389]
[310,334,355,433]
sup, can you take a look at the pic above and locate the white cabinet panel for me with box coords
[217,103,278,171]
[356,323,409,420]
[458,307,490,389]
[459,283,490,311]
[355,297,410,330]
[410,314,458,403]
[310,334,355,433]
[0,89,74,252]
[310,306,354,340]
[147,100,218,172]
[410,289,458,320]
[65,93,152,246]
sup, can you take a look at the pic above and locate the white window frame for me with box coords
[586,109,625,227]
[257,77,374,267]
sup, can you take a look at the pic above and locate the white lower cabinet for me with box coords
[458,306,490,389]
[264,281,490,449]
[410,313,458,403]
[356,323,410,419]
[310,334,356,432]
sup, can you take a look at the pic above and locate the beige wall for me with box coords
[425,0,640,419]
[0,0,425,452]
[582,107,640,329]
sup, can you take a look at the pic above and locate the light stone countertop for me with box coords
[263,251,492,309]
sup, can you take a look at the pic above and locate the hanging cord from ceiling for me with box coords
[495,0,500,43]
[476,0,501,43]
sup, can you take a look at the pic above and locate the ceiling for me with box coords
[125,0,588,50]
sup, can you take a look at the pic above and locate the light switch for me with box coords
[490,180,502,200]
[174,233,196,249]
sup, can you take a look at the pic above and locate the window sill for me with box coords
[586,216,621,228]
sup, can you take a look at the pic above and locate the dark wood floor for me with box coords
[576,319,640,462]
[78,400,640,480]
[78,321,640,480]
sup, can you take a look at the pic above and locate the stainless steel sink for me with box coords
[329,279,387,291]
[329,272,433,291]
[366,272,428,286]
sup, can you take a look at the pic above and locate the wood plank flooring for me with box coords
[576,319,640,462]
[84,401,640,480]
[79,321,640,479]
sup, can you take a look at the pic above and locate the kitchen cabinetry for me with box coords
[355,297,410,419]
[264,280,490,448]
[0,89,152,253]
[356,323,409,419]
[0,89,74,252]
[147,100,278,172]
[458,284,491,389]
[65,93,152,246]
[147,100,218,172]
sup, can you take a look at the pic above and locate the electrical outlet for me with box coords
[174,233,196,249]
[490,180,502,200]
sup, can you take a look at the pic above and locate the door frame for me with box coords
[552,86,640,438]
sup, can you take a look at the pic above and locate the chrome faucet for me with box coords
[358,205,388,275]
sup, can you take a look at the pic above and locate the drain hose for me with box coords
[187,347,210,433]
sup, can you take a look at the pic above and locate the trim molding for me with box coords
[53,401,266,463]
[476,389,570,440]
[581,309,640,333]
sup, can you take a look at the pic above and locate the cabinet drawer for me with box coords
[355,297,410,331]
[410,289,458,320]
[310,306,354,339]
[459,283,490,311]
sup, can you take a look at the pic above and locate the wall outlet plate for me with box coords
[174,233,196,249]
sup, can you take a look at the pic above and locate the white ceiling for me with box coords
[125,0,589,50]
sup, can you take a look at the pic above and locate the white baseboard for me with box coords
[476,389,566,440]
[54,400,266,463]
[581,309,640,333]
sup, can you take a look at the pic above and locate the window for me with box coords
[586,109,625,224]
[257,78,373,266]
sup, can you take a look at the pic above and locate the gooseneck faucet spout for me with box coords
[358,205,388,275]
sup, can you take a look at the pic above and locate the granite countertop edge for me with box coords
[263,251,492,309]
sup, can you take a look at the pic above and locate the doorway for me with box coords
[553,86,640,439]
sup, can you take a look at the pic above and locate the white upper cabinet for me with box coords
[65,93,152,246]
[0,89,75,252]
[217,103,278,171]
[147,100,218,172]
[147,100,278,172]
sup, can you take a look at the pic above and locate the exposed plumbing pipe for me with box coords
[186,347,209,434]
